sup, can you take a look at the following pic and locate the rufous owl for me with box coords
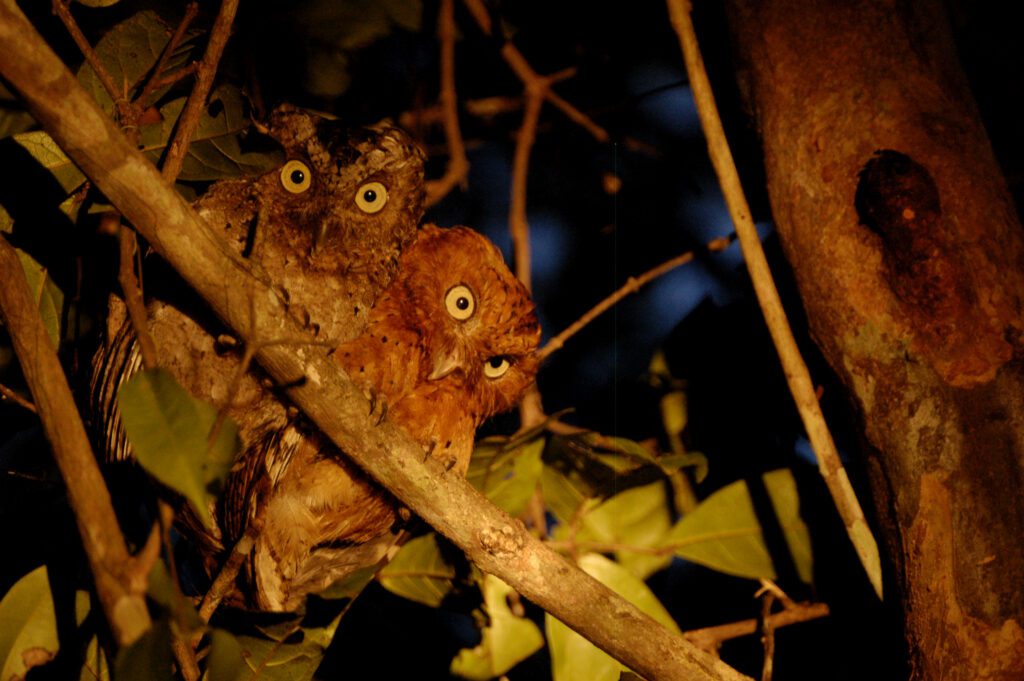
[224,225,541,611]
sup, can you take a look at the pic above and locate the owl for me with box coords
[227,225,541,611]
[90,106,426,569]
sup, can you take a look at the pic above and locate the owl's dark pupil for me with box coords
[290,169,305,184]
[488,356,504,368]
[363,189,377,203]
[456,296,470,310]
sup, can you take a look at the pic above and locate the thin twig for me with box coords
[759,593,776,681]
[666,0,882,598]
[137,2,200,105]
[161,0,239,182]
[683,602,830,653]
[116,222,158,369]
[539,234,735,360]
[510,91,542,293]
[461,0,609,143]
[424,0,470,207]
[0,381,36,413]
[756,579,795,611]
[52,0,121,103]
[197,528,257,625]
[141,63,201,106]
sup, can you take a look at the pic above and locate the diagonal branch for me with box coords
[0,4,749,679]
[0,238,151,647]
[665,0,882,598]
[161,0,238,182]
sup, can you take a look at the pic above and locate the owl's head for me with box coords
[392,225,541,420]
[260,105,426,260]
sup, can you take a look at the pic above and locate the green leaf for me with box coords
[75,0,121,6]
[118,368,240,526]
[467,435,544,516]
[74,592,110,681]
[208,629,247,681]
[15,249,64,348]
[379,534,455,607]
[80,634,111,681]
[114,617,173,681]
[0,108,34,139]
[539,464,591,524]
[235,606,345,681]
[450,575,543,680]
[568,481,672,579]
[139,86,284,181]
[77,10,196,113]
[13,131,86,193]
[0,567,58,680]
[147,561,202,632]
[546,554,680,681]
[660,469,813,582]
[315,564,380,602]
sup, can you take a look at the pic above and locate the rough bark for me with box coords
[725,1,1024,679]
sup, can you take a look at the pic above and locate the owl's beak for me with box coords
[429,347,465,380]
[313,221,330,250]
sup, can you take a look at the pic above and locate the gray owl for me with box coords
[90,106,426,605]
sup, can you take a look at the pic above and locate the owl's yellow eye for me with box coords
[483,356,511,379]
[444,284,475,320]
[280,160,312,194]
[355,181,388,214]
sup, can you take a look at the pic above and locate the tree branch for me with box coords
[161,0,238,182]
[0,3,748,678]
[539,234,736,361]
[683,602,830,654]
[0,238,150,647]
[423,0,470,207]
[665,0,882,599]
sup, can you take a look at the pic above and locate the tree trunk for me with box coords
[724,1,1024,678]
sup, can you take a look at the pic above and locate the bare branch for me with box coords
[424,0,470,207]
[137,2,200,106]
[52,0,120,103]
[665,0,882,598]
[683,602,830,653]
[539,235,736,360]
[0,381,36,413]
[116,222,158,369]
[161,0,238,182]
[461,0,609,143]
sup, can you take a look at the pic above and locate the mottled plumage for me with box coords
[237,225,541,611]
[90,106,426,589]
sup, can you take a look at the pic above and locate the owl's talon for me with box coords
[423,439,437,462]
[443,457,457,473]
[367,389,389,425]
